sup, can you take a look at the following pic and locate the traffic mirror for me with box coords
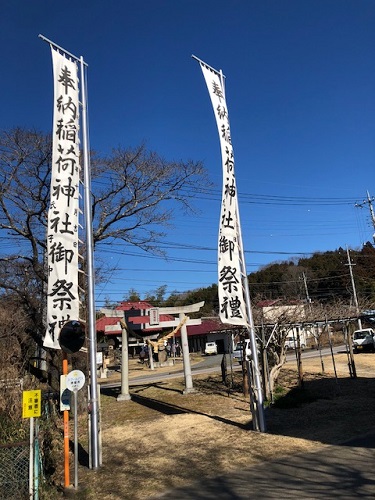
[59,320,85,353]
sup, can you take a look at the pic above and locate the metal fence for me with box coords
[0,441,29,499]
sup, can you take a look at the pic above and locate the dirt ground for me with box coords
[66,351,375,499]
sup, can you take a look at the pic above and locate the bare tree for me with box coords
[0,298,33,440]
[257,309,293,397]
[255,299,367,399]
[91,146,207,250]
[0,127,211,370]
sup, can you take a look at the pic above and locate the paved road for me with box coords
[102,354,234,388]
[152,433,375,499]
[286,344,346,360]
[101,346,347,389]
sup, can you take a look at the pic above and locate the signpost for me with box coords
[66,370,85,489]
[22,390,41,500]
[58,321,85,489]
[22,390,41,419]
[149,308,160,326]
[60,375,71,411]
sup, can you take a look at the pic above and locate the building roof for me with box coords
[177,318,240,337]
[98,301,177,336]
[116,301,154,311]
[96,316,120,333]
[96,307,242,338]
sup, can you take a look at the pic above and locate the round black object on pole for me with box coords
[59,320,85,354]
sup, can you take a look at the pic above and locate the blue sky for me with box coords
[2,1,375,306]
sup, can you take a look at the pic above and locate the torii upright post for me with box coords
[158,302,204,394]
[179,312,193,393]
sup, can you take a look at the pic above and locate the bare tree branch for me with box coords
[0,127,212,377]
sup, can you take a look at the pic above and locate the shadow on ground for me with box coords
[266,374,375,447]
[100,371,375,448]
[152,441,375,499]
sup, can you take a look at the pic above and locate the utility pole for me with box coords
[346,247,362,330]
[355,191,375,244]
[302,272,312,311]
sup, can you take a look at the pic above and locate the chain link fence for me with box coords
[0,441,29,499]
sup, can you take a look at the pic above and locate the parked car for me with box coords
[204,341,218,355]
[352,328,375,353]
[233,339,251,364]
[284,336,306,351]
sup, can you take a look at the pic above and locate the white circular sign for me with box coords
[66,370,85,392]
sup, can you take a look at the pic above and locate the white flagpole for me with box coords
[235,195,266,432]
[192,54,223,77]
[194,54,266,431]
[39,34,85,64]
[39,34,100,466]
[219,67,265,431]
[80,56,100,469]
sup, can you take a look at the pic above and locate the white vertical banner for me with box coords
[44,47,80,349]
[199,62,247,325]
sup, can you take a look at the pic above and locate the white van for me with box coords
[204,341,218,355]
[352,328,375,353]
[284,335,306,351]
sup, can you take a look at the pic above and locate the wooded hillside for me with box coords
[175,242,375,316]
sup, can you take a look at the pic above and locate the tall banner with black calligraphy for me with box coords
[44,47,80,349]
[199,62,248,326]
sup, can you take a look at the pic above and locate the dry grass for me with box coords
[58,352,375,499]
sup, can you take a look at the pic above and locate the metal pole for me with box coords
[62,354,70,487]
[193,54,264,428]
[191,54,225,79]
[216,66,264,429]
[29,417,34,500]
[39,34,88,66]
[223,71,265,431]
[346,247,362,330]
[235,194,266,432]
[80,56,100,469]
[74,391,78,489]
[34,418,39,500]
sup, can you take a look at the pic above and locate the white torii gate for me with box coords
[102,302,205,394]
[157,301,205,394]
